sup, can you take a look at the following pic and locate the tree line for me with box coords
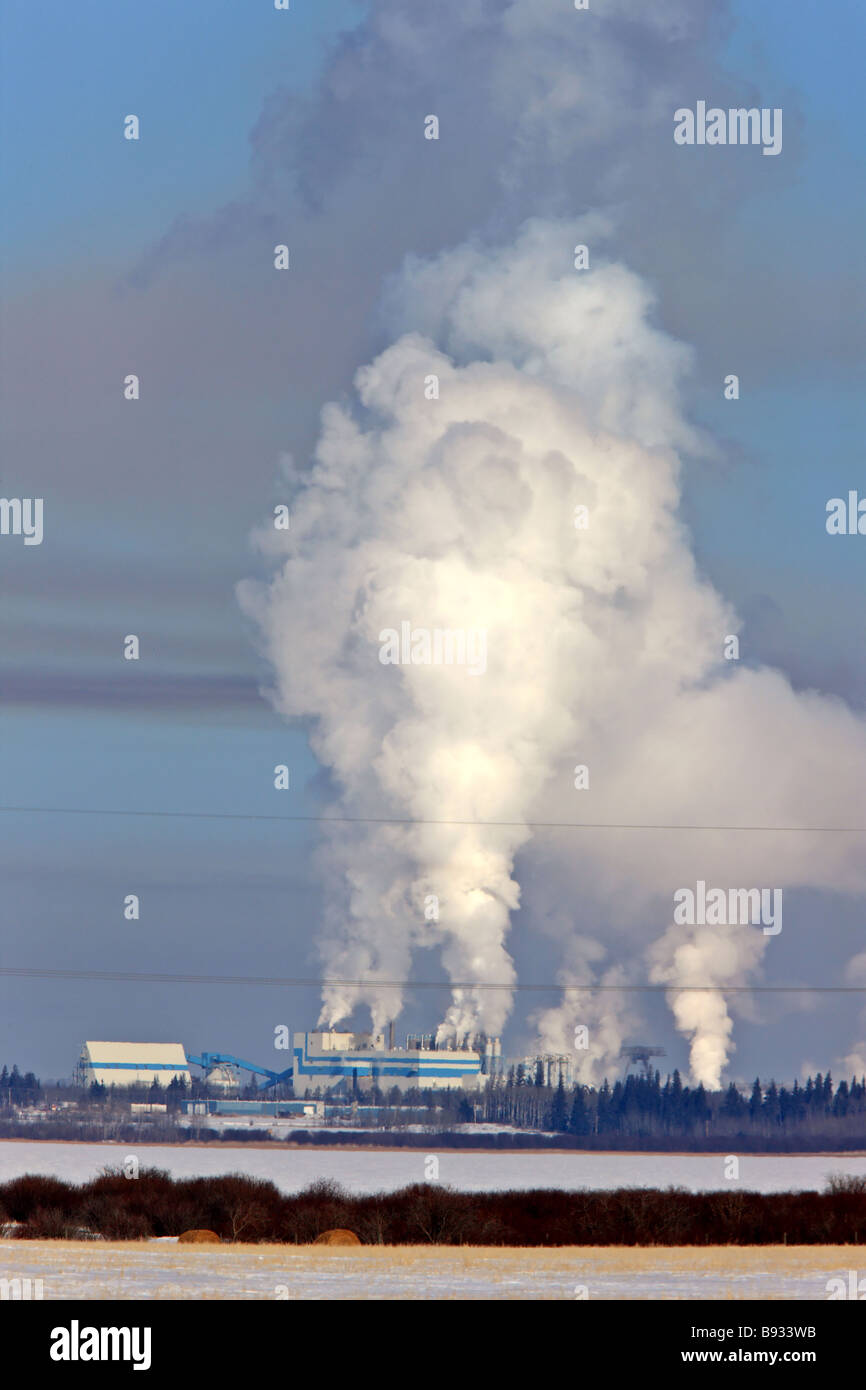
[488,1068,866,1138]
[328,1068,866,1141]
[0,1066,41,1104]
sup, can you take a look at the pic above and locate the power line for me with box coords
[0,967,863,994]
[0,805,863,833]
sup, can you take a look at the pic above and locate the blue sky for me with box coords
[686,0,865,698]
[1,0,365,279]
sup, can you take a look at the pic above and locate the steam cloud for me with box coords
[233,2,865,1088]
[240,217,866,1084]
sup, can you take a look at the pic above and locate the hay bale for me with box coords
[178,1229,221,1244]
[313,1228,361,1246]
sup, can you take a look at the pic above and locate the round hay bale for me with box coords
[178,1229,221,1244]
[313,1228,361,1246]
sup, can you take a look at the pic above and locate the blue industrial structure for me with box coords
[171,1033,503,1097]
[187,1052,293,1091]
[183,1099,315,1118]
[290,1029,500,1092]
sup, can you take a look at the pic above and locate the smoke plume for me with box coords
[240,216,866,1081]
[230,2,866,1086]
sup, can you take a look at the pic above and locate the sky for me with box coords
[1,0,863,1087]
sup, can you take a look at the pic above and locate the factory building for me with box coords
[77,1041,191,1089]
[292,1029,502,1094]
[182,1099,324,1119]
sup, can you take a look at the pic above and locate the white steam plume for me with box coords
[241,218,866,1078]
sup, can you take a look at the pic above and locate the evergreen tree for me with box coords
[833,1080,849,1118]
[569,1086,589,1135]
[721,1083,745,1118]
[597,1080,612,1133]
[692,1083,709,1128]
[670,1069,683,1116]
[813,1073,824,1111]
[778,1084,794,1126]
[550,1075,568,1131]
[661,1070,684,1131]
[763,1080,781,1126]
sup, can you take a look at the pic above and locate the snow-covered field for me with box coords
[0,1240,858,1300]
[1,1141,864,1193]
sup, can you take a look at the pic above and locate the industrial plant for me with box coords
[291,1028,503,1093]
[73,1030,537,1097]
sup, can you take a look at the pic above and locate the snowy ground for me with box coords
[0,1241,859,1300]
[0,1141,864,1193]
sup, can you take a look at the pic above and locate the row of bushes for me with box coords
[2,1169,865,1245]
[0,1121,190,1144]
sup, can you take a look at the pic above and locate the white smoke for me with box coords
[527,658,866,1086]
[240,218,866,1082]
[647,924,766,1092]
[528,927,633,1089]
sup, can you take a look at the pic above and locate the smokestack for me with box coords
[388,1020,395,1051]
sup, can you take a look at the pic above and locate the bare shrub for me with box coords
[825,1173,866,1194]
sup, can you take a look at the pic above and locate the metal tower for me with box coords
[619,1044,666,1079]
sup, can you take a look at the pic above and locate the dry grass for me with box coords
[2,1241,862,1300]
